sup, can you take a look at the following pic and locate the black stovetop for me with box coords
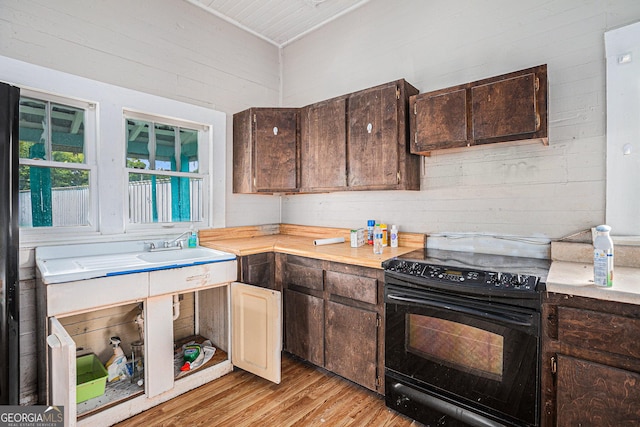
[391,248,551,282]
[383,248,551,295]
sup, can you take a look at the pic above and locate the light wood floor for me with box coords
[114,354,420,427]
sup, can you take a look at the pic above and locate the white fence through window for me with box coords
[19,179,202,227]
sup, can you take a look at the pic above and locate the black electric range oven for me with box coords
[382,249,550,427]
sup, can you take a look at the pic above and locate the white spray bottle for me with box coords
[593,225,613,287]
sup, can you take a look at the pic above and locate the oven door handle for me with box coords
[386,293,534,327]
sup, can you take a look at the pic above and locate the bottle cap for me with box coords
[596,225,611,232]
[368,220,375,226]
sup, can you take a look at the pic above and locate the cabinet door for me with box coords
[253,109,298,192]
[300,98,347,191]
[348,84,399,189]
[556,354,640,426]
[471,71,540,141]
[411,88,469,154]
[284,288,324,366]
[48,317,76,427]
[240,253,276,290]
[325,301,378,391]
[231,282,282,384]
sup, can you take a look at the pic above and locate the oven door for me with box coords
[385,281,540,426]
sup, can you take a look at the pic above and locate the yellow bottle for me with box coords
[381,223,388,246]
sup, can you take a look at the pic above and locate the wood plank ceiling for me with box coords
[185,0,370,47]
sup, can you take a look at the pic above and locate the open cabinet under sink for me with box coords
[36,243,281,427]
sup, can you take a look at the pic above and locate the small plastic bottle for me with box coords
[373,224,383,255]
[390,225,399,248]
[188,231,198,248]
[593,225,614,287]
[381,223,388,246]
[367,220,375,245]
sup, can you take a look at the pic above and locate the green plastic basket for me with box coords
[76,354,108,403]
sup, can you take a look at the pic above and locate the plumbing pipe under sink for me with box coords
[172,294,180,320]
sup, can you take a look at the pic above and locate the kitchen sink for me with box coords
[36,240,236,284]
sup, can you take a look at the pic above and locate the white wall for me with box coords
[605,22,640,236]
[281,0,640,240]
[0,0,282,228]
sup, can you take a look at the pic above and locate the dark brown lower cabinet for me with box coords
[555,354,640,426]
[239,253,276,290]
[325,300,378,390]
[542,293,640,427]
[279,253,384,394]
[284,289,324,367]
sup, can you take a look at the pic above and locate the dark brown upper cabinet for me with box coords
[300,96,348,192]
[348,79,420,190]
[410,64,548,155]
[233,108,299,193]
[411,88,469,152]
[233,79,421,194]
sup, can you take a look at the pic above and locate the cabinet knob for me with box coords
[367,123,372,133]
[273,126,278,135]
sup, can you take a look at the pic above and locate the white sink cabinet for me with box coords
[37,245,281,427]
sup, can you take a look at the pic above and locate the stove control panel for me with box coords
[383,260,540,292]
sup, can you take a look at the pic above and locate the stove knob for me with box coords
[487,272,500,286]
[392,261,404,273]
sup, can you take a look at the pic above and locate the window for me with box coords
[3,55,225,241]
[18,91,96,228]
[124,111,209,225]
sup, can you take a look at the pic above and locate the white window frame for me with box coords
[123,109,211,232]
[18,88,99,237]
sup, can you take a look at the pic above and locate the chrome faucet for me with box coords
[163,231,192,249]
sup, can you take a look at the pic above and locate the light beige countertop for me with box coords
[547,261,640,305]
[199,224,424,270]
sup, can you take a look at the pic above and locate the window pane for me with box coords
[51,103,85,163]
[18,98,86,164]
[128,173,202,223]
[19,97,47,160]
[126,119,151,170]
[181,128,199,172]
[19,165,90,227]
[155,123,176,171]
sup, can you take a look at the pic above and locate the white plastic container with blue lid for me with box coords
[593,224,613,287]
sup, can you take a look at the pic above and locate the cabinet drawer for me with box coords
[325,270,377,305]
[558,306,640,359]
[283,262,324,291]
[148,260,237,296]
[46,272,149,316]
